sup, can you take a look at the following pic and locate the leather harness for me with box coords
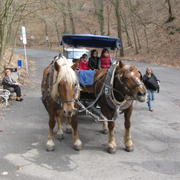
[102,62,133,113]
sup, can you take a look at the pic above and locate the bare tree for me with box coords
[67,0,76,34]
[120,10,132,47]
[0,0,28,65]
[113,0,124,56]
[0,0,13,63]
[106,3,112,35]
[165,0,175,23]
[94,0,105,35]
[124,0,138,54]
[50,0,68,34]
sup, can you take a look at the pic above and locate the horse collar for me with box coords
[103,63,119,110]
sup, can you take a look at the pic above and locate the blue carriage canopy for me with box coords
[60,34,121,50]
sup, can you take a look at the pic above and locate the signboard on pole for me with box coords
[21,26,27,45]
[21,26,28,74]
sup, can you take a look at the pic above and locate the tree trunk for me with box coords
[128,0,141,49]
[62,11,68,34]
[106,4,112,36]
[44,20,50,47]
[166,0,175,22]
[120,10,132,47]
[54,21,60,42]
[67,0,76,34]
[94,0,105,35]
[113,0,124,56]
[126,0,138,54]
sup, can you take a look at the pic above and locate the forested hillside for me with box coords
[0,0,179,68]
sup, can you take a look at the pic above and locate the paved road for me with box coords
[0,49,180,180]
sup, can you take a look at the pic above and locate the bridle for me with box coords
[115,72,144,99]
[55,82,80,108]
[50,61,80,107]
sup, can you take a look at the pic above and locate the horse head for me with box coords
[51,57,80,117]
[115,61,146,102]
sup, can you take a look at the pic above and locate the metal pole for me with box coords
[24,44,28,74]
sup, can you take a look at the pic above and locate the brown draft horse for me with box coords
[73,60,146,153]
[41,56,82,151]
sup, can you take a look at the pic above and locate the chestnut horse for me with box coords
[41,56,82,151]
[73,60,146,153]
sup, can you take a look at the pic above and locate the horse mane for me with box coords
[51,56,77,99]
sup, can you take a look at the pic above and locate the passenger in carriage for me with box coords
[89,49,100,70]
[100,48,111,69]
[79,54,90,70]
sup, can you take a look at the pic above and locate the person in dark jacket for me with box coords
[100,48,111,69]
[2,69,23,101]
[88,49,100,70]
[143,68,160,111]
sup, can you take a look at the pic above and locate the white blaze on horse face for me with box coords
[135,77,141,84]
[51,56,78,101]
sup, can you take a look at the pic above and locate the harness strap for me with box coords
[77,78,105,113]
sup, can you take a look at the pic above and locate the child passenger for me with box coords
[89,49,100,70]
[79,54,90,70]
[100,48,111,69]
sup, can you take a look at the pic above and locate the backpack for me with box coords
[146,76,159,91]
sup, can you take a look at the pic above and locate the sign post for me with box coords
[21,26,28,74]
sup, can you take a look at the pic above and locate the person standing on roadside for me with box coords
[143,68,160,112]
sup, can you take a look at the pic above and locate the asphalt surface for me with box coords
[0,48,180,180]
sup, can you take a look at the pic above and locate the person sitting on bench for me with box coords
[2,69,23,102]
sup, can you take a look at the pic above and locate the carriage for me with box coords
[41,34,146,153]
[60,34,122,121]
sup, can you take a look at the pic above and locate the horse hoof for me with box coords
[107,147,116,154]
[56,134,64,141]
[107,143,116,154]
[73,140,82,151]
[46,140,55,151]
[101,129,108,134]
[46,145,55,151]
[125,146,134,152]
[66,128,72,134]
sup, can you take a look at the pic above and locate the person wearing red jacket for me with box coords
[100,48,111,69]
[79,54,90,70]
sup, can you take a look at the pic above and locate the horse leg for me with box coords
[46,116,56,151]
[71,115,82,151]
[56,114,64,140]
[124,105,134,152]
[107,121,117,153]
[102,122,108,134]
[65,119,72,134]
[101,108,117,153]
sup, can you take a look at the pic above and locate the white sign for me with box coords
[45,36,49,41]
[21,26,27,45]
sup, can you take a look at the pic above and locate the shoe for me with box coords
[16,98,23,102]
[149,109,153,112]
